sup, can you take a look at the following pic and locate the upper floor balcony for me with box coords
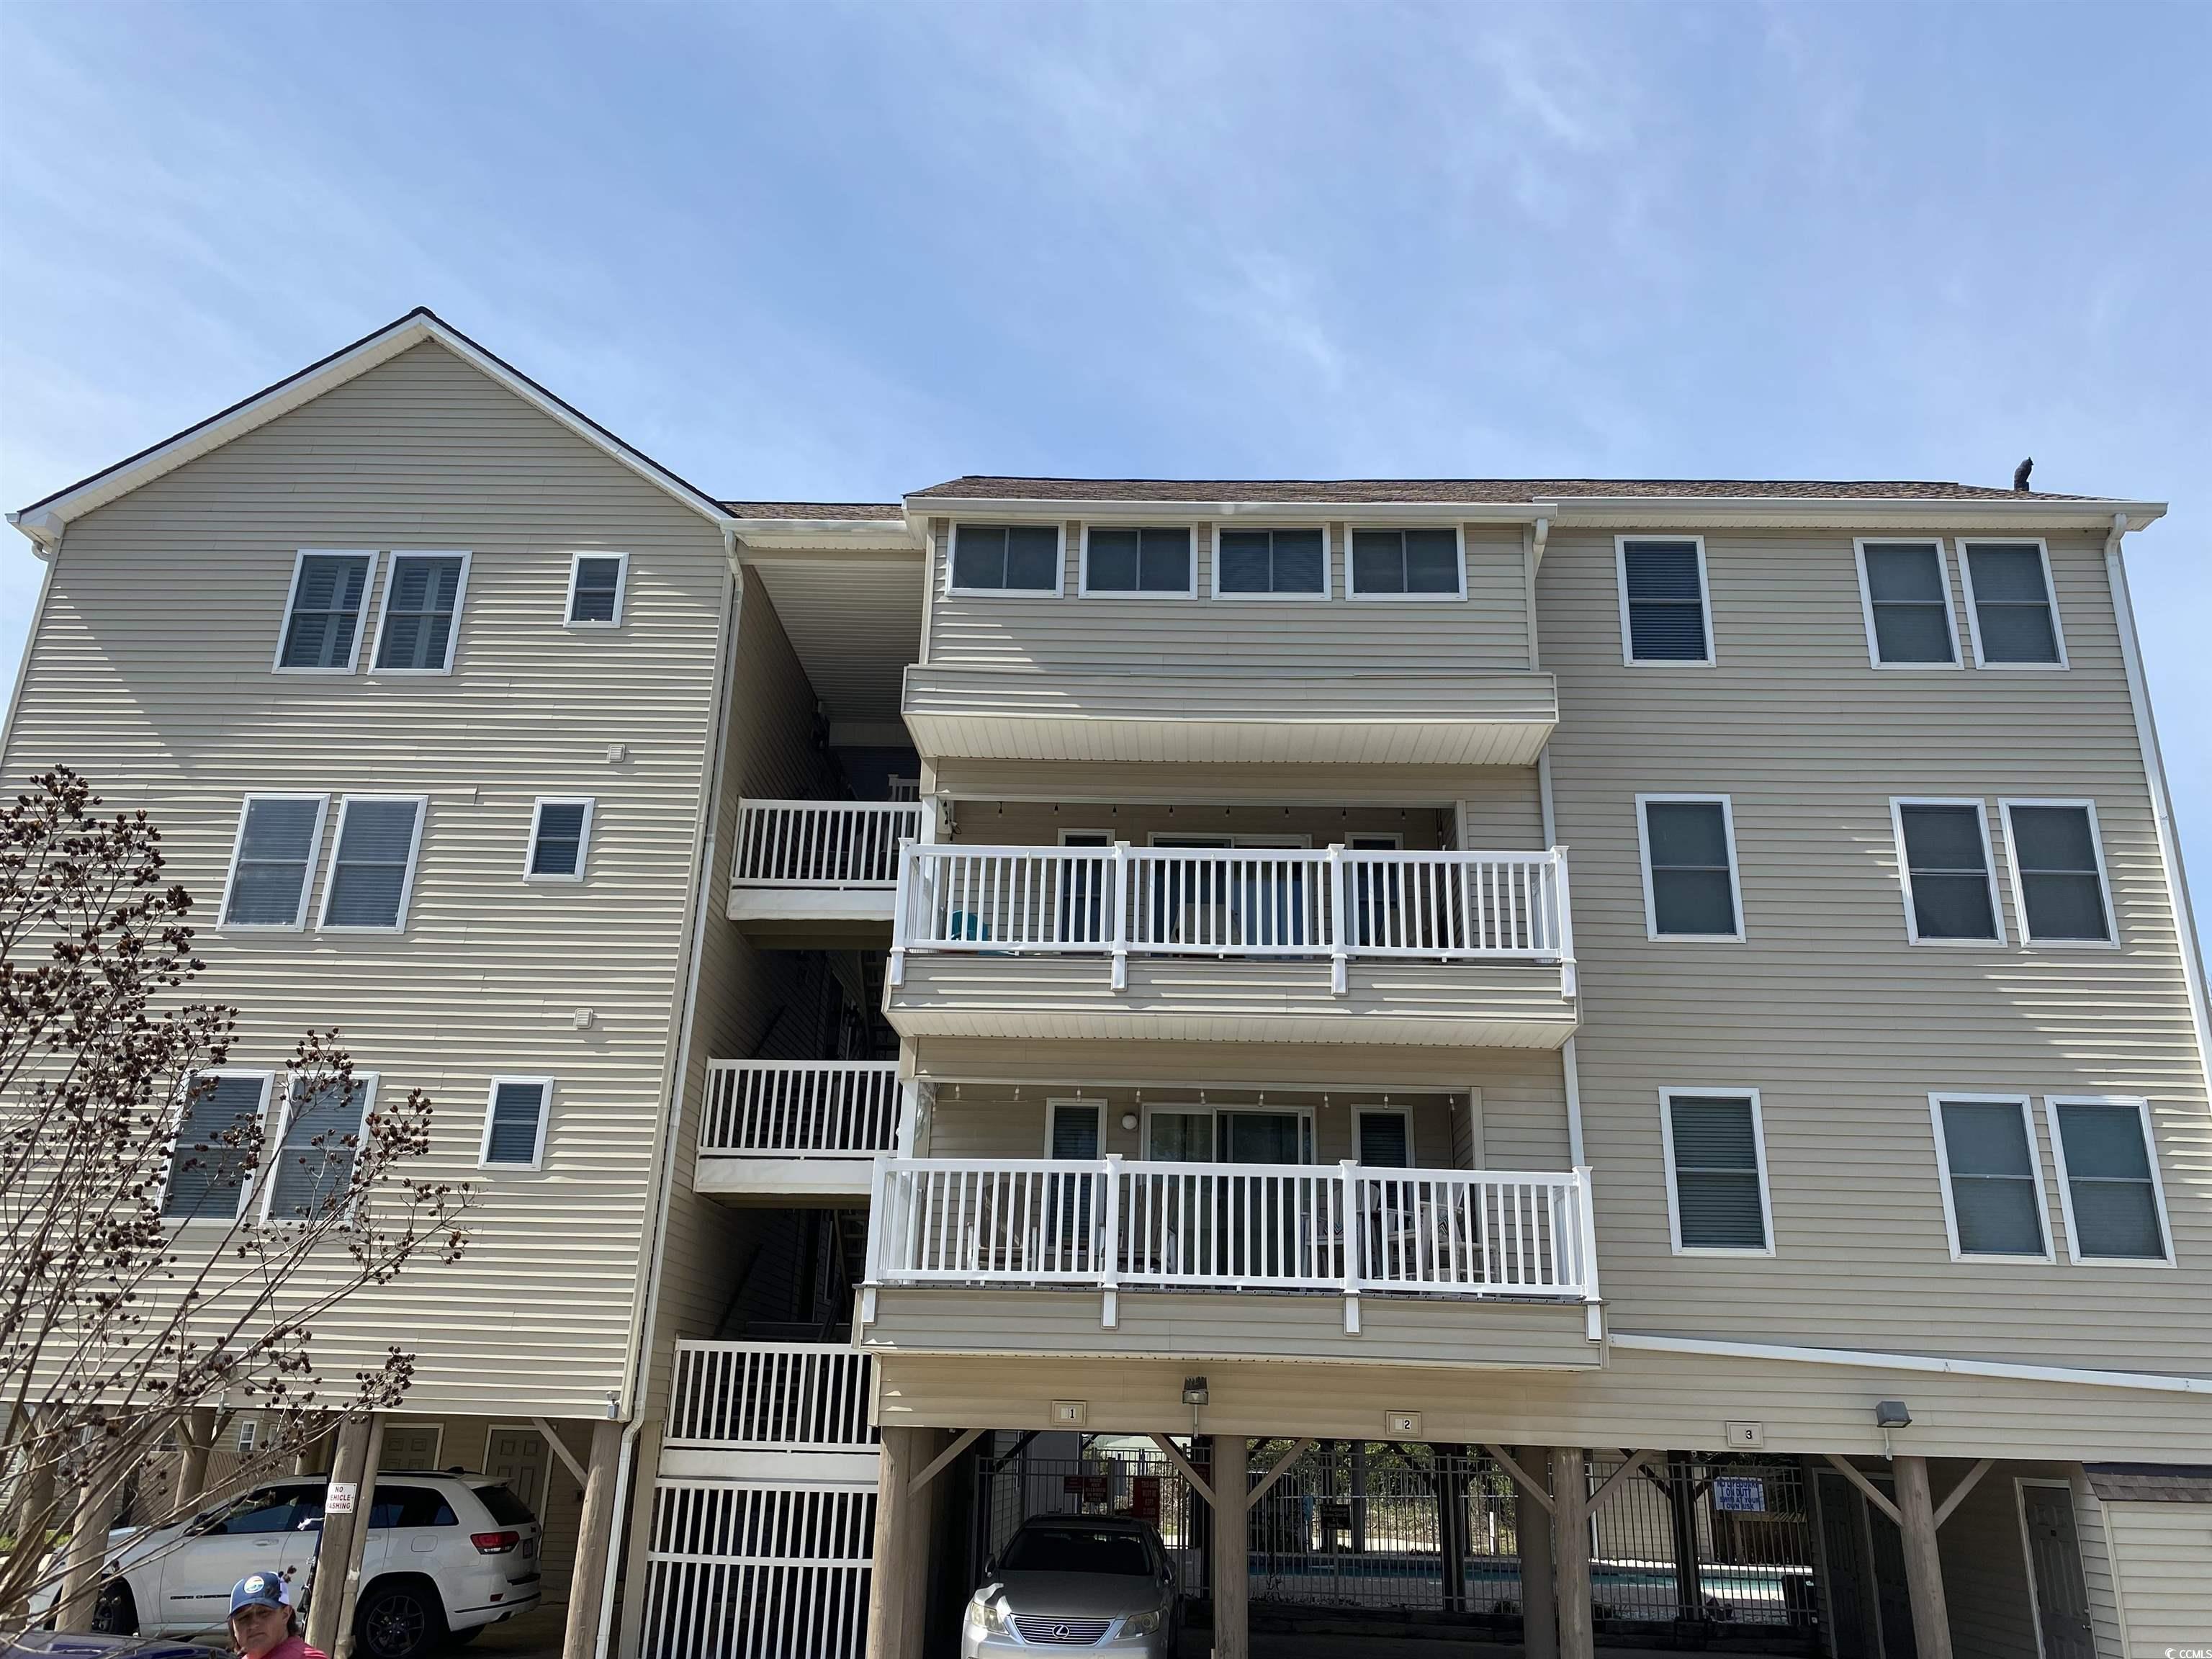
[725,799,922,946]
[884,841,1579,1048]
[694,1059,902,1203]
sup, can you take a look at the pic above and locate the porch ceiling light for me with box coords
[1182,1377,1209,1406]
[1874,1401,1912,1428]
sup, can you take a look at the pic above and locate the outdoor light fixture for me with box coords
[1182,1377,1209,1406]
[1874,1399,1911,1458]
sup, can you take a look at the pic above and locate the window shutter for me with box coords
[163,1076,265,1219]
[485,1082,548,1165]
[375,554,464,670]
[1668,1095,1766,1249]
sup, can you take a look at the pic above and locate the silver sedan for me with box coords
[962,1516,1182,1657]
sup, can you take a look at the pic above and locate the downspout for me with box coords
[592,1418,646,1659]
[2103,512,2212,1084]
[1536,667,1585,1170]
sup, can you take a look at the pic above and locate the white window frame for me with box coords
[260,1071,378,1223]
[1044,1096,1108,1158]
[945,522,1066,598]
[1140,1102,1215,1162]
[563,551,631,629]
[235,1418,259,1455]
[1999,799,2118,950]
[272,549,381,675]
[1352,1105,1416,1166]
[478,1076,554,1171]
[1614,534,1715,667]
[523,797,596,884]
[315,794,428,933]
[368,549,473,677]
[1958,537,2068,670]
[1076,524,1197,600]
[1889,797,2008,947]
[1926,1093,2052,1263]
[1852,538,1962,671]
[1657,1087,1774,1258]
[1207,524,1334,602]
[1214,1105,1318,1164]
[1346,525,1468,603]
[161,1069,275,1223]
[1144,830,1313,849]
[1057,827,1112,846]
[2043,1094,2175,1267]
[217,793,332,933]
[1635,793,1745,943]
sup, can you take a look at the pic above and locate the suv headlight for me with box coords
[1123,1609,1162,1635]
[966,1591,1008,1637]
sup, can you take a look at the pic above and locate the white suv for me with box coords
[89,1471,542,1658]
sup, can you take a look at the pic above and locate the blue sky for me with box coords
[2,2,2206,896]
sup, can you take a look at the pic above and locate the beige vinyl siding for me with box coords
[1538,524,2212,1375]
[1935,1462,2079,1659]
[2103,1501,2212,1653]
[952,800,1448,850]
[925,759,1545,810]
[924,519,1532,675]
[2074,1473,2127,1659]
[1,340,729,1414]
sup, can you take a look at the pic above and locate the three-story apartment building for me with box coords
[8,311,2208,1659]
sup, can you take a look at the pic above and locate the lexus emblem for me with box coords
[1052,1626,1071,1640]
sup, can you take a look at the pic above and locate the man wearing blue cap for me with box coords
[226,1572,328,1659]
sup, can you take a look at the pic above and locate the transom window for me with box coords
[1930,1097,2048,1259]
[1856,541,1959,667]
[566,554,629,626]
[2048,1098,2170,1263]
[163,1072,271,1221]
[480,1077,553,1169]
[1961,541,2065,667]
[1893,801,2003,943]
[526,799,595,882]
[1082,526,1192,595]
[952,523,1061,593]
[318,797,426,931]
[277,552,377,671]
[2002,801,2113,944]
[1617,538,1712,664]
[1637,796,1743,940]
[221,796,331,930]
[1660,1091,1771,1254]
[264,1074,376,1221]
[1350,529,1462,598]
[373,552,469,673]
[1215,527,1327,596]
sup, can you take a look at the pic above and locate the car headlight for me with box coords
[1123,1608,1162,1635]
[966,1591,1008,1636]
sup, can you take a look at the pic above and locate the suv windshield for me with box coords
[1001,1528,1154,1578]
[472,1483,537,1527]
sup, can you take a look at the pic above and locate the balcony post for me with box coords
[1573,1166,1603,1344]
[894,1078,922,1160]
[1100,1154,1121,1328]
[1339,1159,1362,1334]
[860,1158,890,1326]
[1328,843,1349,994]
[1109,841,1130,992]
[888,842,913,986]
[1551,847,1578,999]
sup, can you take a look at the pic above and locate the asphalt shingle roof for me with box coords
[909,475,2111,504]
[721,500,907,520]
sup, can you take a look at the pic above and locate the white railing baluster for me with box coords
[665,1341,878,1451]
[732,799,922,889]
[698,1061,899,1159]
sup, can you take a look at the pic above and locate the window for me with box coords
[276,551,377,672]
[1081,526,1193,596]
[2002,801,2114,945]
[525,798,594,882]
[264,1073,376,1221]
[372,552,469,673]
[1617,537,1713,665]
[1892,801,2005,943]
[220,796,331,930]
[1855,540,1960,667]
[1354,1108,1412,1167]
[318,797,426,930]
[480,1078,552,1169]
[1145,1107,1212,1161]
[1350,529,1464,598]
[1961,541,2064,667]
[1047,1100,1102,1159]
[1637,796,1743,940]
[163,1071,271,1221]
[950,523,1061,594]
[1930,1096,2049,1259]
[565,553,629,626]
[1660,1090,1772,1254]
[369,1486,459,1529]
[1213,527,1328,598]
[199,1486,308,1537]
[2047,1097,2171,1264]
[234,1419,258,1456]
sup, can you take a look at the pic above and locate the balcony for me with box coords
[661,1339,878,1485]
[857,1157,1602,1369]
[694,1061,901,1202]
[885,842,1578,1048]
[725,799,922,945]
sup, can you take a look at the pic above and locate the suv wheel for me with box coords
[355,1577,449,1659]
[91,1581,138,1634]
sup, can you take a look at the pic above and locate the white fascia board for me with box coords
[905,498,1555,529]
[734,524,925,554]
[1609,1330,2212,1395]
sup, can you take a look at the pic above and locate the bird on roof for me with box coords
[2014,458,2034,492]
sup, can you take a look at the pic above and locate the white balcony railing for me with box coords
[863,1156,1600,1334]
[888,842,1575,995]
[667,1339,877,1450]
[700,1061,902,1159]
[734,799,923,889]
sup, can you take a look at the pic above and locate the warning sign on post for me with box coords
[325,1482,358,1515]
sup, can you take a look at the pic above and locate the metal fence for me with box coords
[639,1481,875,1659]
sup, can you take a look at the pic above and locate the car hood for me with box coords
[991,1571,1169,1620]
[7,1636,217,1657]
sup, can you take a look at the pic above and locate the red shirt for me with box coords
[244,1640,328,1659]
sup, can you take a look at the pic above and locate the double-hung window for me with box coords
[1637,796,1743,940]
[1617,537,1713,665]
[1855,540,1960,667]
[1960,540,2066,667]
[525,799,595,882]
[480,1077,554,1169]
[318,797,426,931]
[2001,801,2114,945]
[1081,526,1193,596]
[950,524,1061,594]
[1930,1096,2049,1259]
[1354,1108,1413,1168]
[264,1073,376,1221]
[565,554,629,626]
[1214,528,1327,598]
[1660,1090,1772,1254]
[1350,529,1464,598]
[1892,800,2005,943]
[162,1071,272,1221]
[372,552,469,673]
[276,552,378,672]
[2046,1097,2172,1264]
[220,796,331,930]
